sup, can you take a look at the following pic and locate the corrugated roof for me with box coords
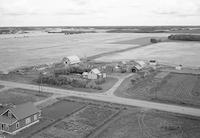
[136,61,146,68]
[91,68,101,74]
[66,55,80,65]
[10,102,40,120]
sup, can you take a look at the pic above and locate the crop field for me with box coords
[0,88,52,105]
[0,33,169,72]
[34,105,118,138]
[115,72,200,107]
[96,42,200,67]
[96,109,200,138]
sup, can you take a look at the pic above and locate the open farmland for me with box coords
[0,33,169,72]
[96,41,200,67]
[33,105,118,138]
[115,72,200,107]
[95,109,200,138]
[0,88,52,105]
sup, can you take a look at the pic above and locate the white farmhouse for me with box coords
[88,68,106,80]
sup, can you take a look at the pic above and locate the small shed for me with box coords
[82,72,89,78]
[149,60,157,66]
[175,65,183,70]
[63,55,81,65]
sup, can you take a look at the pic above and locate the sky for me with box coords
[0,0,200,26]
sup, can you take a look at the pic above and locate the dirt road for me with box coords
[1,80,200,117]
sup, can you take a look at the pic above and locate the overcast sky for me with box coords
[0,0,200,26]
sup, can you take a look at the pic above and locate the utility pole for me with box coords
[39,72,43,93]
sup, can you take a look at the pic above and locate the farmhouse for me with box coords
[88,68,106,80]
[0,102,41,135]
[63,55,81,65]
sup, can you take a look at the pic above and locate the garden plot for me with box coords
[96,110,200,138]
[34,105,118,138]
[0,88,52,105]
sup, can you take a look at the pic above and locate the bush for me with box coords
[150,38,161,43]
[95,78,106,85]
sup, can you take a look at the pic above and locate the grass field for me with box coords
[153,73,200,107]
[115,72,200,107]
[34,105,118,138]
[0,88,52,105]
[96,109,200,138]
[42,100,86,120]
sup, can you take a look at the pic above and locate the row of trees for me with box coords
[168,34,200,41]
[37,75,102,90]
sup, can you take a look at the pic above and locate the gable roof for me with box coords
[66,55,81,64]
[9,102,40,120]
[0,106,8,115]
[135,60,146,68]
[90,68,101,74]
[0,115,16,125]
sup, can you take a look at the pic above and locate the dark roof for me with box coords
[9,102,40,120]
[0,106,7,115]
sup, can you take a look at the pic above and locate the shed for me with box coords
[149,60,157,66]
[175,65,183,70]
[82,72,89,78]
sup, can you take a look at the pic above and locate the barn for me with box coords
[0,102,41,135]
[62,55,81,65]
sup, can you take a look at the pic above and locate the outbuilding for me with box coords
[175,65,183,70]
[149,60,157,66]
[63,55,81,65]
[88,68,106,80]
